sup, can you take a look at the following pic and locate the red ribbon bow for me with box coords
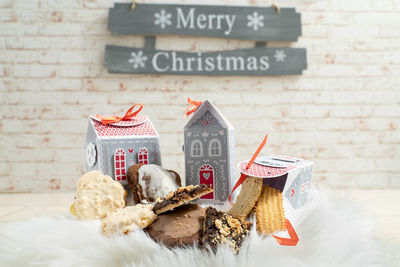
[96,104,143,125]
[185,98,202,117]
[229,134,268,203]
[272,219,299,246]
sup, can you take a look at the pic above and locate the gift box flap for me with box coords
[238,160,297,178]
[90,115,158,137]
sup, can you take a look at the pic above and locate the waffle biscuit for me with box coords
[255,185,286,235]
[228,176,263,219]
[153,184,213,215]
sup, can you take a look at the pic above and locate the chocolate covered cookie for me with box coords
[127,164,181,204]
[146,204,205,248]
[201,207,252,254]
[153,184,213,215]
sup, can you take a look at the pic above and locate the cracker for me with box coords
[255,185,286,235]
[153,185,212,215]
[228,176,263,219]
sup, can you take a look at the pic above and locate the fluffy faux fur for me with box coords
[0,189,392,267]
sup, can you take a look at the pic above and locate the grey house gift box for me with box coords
[85,112,161,185]
[238,155,313,210]
[184,100,235,205]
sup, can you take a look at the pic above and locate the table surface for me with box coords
[1,190,399,244]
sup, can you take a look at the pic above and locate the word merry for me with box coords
[152,51,270,72]
[176,8,236,35]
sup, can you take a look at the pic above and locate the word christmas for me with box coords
[108,3,302,42]
[105,45,307,76]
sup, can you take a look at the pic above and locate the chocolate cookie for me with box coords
[201,207,252,254]
[146,204,205,248]
[127,164,181,204]
[153,184,213,215]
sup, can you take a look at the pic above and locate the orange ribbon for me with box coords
[272,219,299,246]
[229,134,268,204]
[96,104,143,125]
[185,98,202,117]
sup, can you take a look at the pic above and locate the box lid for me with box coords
[90,115,158,137]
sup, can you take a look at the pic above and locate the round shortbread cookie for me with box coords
[73,171,126,220]
[101,204,156,236]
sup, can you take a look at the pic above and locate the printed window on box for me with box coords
[209,139,221,156]
[114,149,126,182]
[138,147,149,164]
[191,139,203,157]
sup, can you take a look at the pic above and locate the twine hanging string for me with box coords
[96,103,143,125]
[228,133,268,203]
[271,2,281,13]
[184,98,203,117]
[130,0,136,10]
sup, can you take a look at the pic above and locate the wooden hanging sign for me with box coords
[105,40,307,76]
[108,3,302,42]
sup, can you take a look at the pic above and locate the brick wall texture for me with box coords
[1,0,399,192]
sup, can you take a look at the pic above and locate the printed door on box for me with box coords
[114,148,127,183]
[199,164,214,199]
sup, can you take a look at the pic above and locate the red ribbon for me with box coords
[185,98,202,117]
[272,219,299,246]
[96,104,143,125]
[229,134,268,204]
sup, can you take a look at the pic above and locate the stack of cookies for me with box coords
[228,176,286,235]
[71,166,253,254]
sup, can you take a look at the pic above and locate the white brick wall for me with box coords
[0,0,399,192]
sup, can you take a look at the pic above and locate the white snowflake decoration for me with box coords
[154,9,172,29]
[247,11,264,31]
[274,50,286,62]
[86,143,96,167]
[128,51,148,69]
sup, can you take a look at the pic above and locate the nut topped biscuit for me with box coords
[201,207,252,254]
[72,171,126,220]
[153,184,213,215]
[127,164,181,204]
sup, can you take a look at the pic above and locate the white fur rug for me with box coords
[0,189,392,267]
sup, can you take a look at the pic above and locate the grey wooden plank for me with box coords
[108,3,302,42]
[145,36,156,49]
[104,45,307,76]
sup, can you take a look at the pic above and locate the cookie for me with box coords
[255,185,286,235]
[146,204,205,248]
[101,204,157,236]
[72,171,126,220]
[153,185,213,215]
[127,164,181,204]
[228,176,263,219]
[201,207,251,254]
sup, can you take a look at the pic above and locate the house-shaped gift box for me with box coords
[85,114,161,185]
[184,100,235,204]
[238,155,313,210]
